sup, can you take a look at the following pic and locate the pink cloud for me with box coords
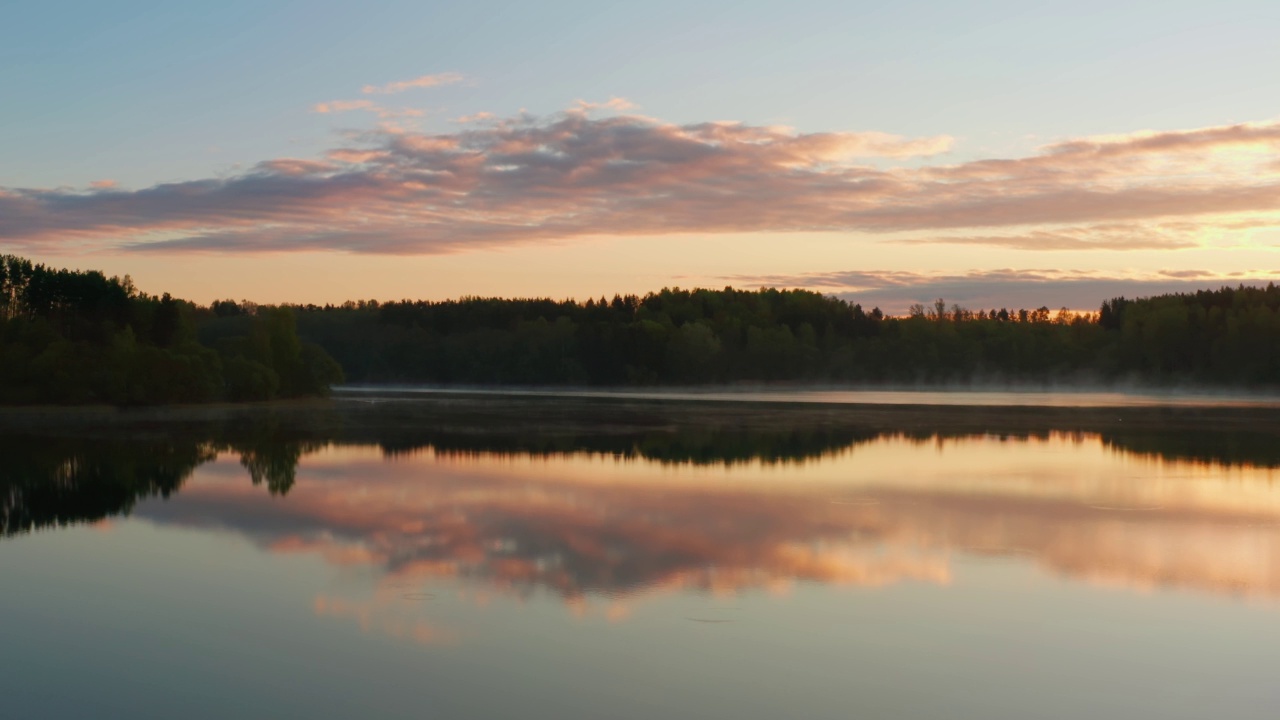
[361,72,464,95]
[1042,121,1280,160]
[722,268,1280,313]
[312,99,376,114]
[1,109,1278,255]
[138,434,1280,608]
[570,97,638,113]
[313,99,426,121]
[255,158,336,176]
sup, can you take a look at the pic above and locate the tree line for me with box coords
[7,253,1280,404]
[264,284,1280,387]
[0,255,342,405]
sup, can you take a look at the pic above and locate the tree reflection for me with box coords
[0,436,212,536]
[0,420,320,535]
[1100,429,1280,468]
[5,398,1280,539]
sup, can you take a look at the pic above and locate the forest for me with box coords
[0,255,342,405]
[274,284,1280,388]
[6,253,1280,406]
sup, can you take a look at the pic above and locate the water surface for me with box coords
[2,397,1279,718]
[340,385,1280,408]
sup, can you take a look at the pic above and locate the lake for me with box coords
[2,392,1279,718]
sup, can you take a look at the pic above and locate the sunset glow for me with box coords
[4,2,1278,310]
[9,7,1280,717]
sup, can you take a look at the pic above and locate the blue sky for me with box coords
[2,0,1279,310]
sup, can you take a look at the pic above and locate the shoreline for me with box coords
[334,384,1280,408]
[1,388,1279,435]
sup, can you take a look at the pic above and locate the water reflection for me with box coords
[0,436,208,536]
[5,397,1280,614]
[0,433,312,536]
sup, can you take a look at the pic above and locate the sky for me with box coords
[2,0,1279,312]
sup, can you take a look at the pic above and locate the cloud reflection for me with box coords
[10,402,1280,640]
[136,434,1280,619]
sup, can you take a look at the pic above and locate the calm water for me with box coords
[3,397,1280,718]
[340,385,1280,408]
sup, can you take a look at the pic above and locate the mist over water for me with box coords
[337,384,1280,408]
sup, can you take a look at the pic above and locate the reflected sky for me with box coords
[134,435,1280,616]
[5,406,1280,718]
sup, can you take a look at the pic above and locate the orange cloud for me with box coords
[2,111,1277,255]
[1042,121,1280,160]
[894,223,1198,250]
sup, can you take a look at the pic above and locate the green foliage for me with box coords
[222,357,280,401]
[7,253,1280,399]
[0,255,342,406]
[287,284,1280,388]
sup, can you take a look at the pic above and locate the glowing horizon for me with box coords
[3,1,1278,313]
